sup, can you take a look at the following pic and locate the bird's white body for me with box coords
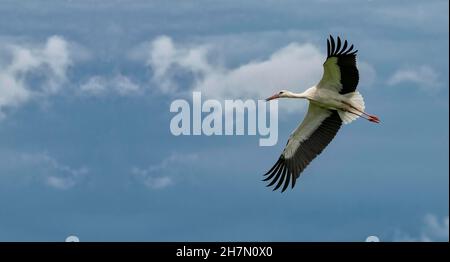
[282,86,366,124]
[299,86,346,110]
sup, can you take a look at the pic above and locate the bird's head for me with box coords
[266,90,290,101]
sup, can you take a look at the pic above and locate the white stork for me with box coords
[264,35,379,192]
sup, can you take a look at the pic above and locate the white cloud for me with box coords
[394,214,449,242]
[114,74,140,95]
[46,175,79,190]
[79,76,107,95]
[20,152,89,190]
[40,36,72,93]
[79,74,140,96]
[195,43,322,101]
[145,35,214,95]
[0,72,31,119]
[0,151,88,190]
[0,36,72,117]
[131,153,198,190]
[387,65,441,93]
[422,214,449,241]
[146,35,328,113]
[132,173,173,190]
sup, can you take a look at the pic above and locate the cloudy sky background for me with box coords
[0,0,448,241]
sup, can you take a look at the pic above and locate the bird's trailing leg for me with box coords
[346,110,378,123]
[343,101,380,123]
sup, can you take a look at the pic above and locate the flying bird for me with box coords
[264,35,379,192]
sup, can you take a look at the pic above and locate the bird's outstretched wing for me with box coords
[263,103,342,192]
[317,35,359,94]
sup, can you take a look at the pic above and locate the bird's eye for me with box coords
[279,91,284,95]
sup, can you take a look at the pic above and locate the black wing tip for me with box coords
[327,35,357,58]
[262,157,299,193]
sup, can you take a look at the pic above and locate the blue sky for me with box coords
[0,0,448,241]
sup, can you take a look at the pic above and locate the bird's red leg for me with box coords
[343,101,380,123]
[367,115,380,123]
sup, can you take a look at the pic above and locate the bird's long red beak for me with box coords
[266,94,279,101]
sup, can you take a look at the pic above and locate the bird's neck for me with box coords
[287,89,313,99]
[288,92,307,99]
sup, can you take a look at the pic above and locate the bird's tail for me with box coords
[338,91,365,124]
